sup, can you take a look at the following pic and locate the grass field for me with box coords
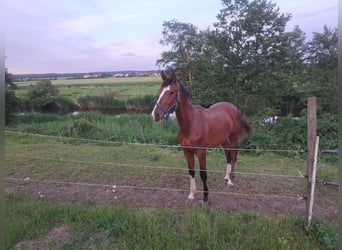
[6,76,338,249]
[13,76,160,99]
[5,131,338,249]
[5,132,309,183]
[6,193,336,250]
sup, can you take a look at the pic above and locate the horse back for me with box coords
[206,102,241,130]
[177,101,247,147]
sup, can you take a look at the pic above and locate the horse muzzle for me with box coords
[152,102,168,122]
[152,111,163,122]
[151,106,164,122]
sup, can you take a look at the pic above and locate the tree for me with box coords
[25,79,59,112]
[157,0,336,116]
[274,26,308,116]
[304,26,338,113]
[5,69,18,123]
[307,25,337,69]
[157,19,199,86]
[5,69,16,89]
[206,0,292,112]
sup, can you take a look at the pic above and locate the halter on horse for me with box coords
[152,72,251,202]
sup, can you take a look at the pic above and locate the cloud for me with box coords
[5,0,220,73]
[5,0,338,74]
[56,14,135,34]
[121,52,137,57]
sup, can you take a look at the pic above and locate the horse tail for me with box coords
[240,116,252,137]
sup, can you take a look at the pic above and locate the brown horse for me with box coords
[152,72,251,202]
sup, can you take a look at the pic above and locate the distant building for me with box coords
[83,73,100,78]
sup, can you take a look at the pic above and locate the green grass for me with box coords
[6,194,336,250]
[6,111,338,176]
[5,112,338,249]
[14,76,160,100]
[7,112,179,144]
[6,134,312,182]
[5,112,338,188]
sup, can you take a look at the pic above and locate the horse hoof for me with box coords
[227,180,234,186]
[188,194,195,200]
[201,200,209,207]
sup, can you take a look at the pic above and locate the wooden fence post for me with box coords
[305,96,317,226]
[307,136,319,226]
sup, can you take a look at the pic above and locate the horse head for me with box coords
[151,72,180,122]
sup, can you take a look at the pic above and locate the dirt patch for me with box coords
[15,225,70,250]
[6,174,338,220]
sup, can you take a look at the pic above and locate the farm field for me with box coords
[5,131,338,249]
[13,76,160,99]
[6,76,338,249]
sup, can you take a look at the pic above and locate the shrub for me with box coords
[5,89,18,124]
[317,113,338,150]
[55,95,77,114]
[5,69,18,123]
[75,89,125,114]
[242,115,306,156]
[25,79,59,112]
[69,118,100,137]
[125,95,156,113]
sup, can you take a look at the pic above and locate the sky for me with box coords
[5,0,338,74]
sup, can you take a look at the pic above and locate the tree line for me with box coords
[156,0,337,117]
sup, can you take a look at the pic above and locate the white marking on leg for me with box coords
[151,85,171,120]
[224,163,234,186]
[188,176,196,200]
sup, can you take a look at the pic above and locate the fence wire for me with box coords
[5,130,307,201]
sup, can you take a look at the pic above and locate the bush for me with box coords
[317,113,338,150]
[69,118,100,137]
[272,117,306,151]
[125,95,156,113]
[75,93,156,114]
[55,95,77,114]
[243,116,306,156]
[25,79,59,112]
[75,91,125,114]
[5,89,18,124]
[5,69,18,123]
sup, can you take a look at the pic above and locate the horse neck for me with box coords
[175,95,195,132]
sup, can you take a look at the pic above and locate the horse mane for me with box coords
[178,81,192,100]
[178,82,206,109]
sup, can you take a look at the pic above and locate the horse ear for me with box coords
[161,71,167,80]
[171,72,177,82]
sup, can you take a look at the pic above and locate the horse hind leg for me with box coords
[222,141,234,186]
[229,134,239,180]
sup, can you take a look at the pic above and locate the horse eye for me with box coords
[170,91,174,95]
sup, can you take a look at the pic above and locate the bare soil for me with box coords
[15,225,70,250]
[6,173,338,221]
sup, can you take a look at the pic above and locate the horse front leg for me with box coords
[183,148,196,200]
[196,149,209,202]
